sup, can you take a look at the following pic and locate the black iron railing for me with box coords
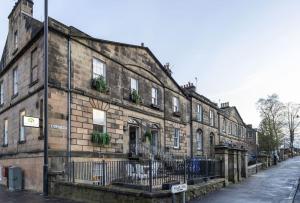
[68,158,222,192]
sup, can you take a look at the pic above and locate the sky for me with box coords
[1,0,300,128]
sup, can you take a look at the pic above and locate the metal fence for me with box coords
[68,158,222,192]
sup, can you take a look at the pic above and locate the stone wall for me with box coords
[50,179,225,203]
[247,163,262,176]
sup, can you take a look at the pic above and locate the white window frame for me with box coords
[130,78,138,93]
[14,30,18,49]
[174,128,180,149]
[3,119,8,146]
[13,68,18,95]
[196,104,202,122]
[209,110,214,126]
[196,130,203,150]
[19,110,25,142]
[93,109,106,133]
[173,97,179,113]
[0,81,3,105]
[151,87,158,105]
[92,58,106,80]
[222,118,226,132]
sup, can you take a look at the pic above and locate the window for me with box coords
[3,119,8,146]
[196,104,202,122]
[0,81,3,105]
[13,68,18,95]
[173,97,179,112]
[130,78,138,93]
[14,30,18,49]
[222,118,226,132]
[209,110,214,126]
[151,87,158,105]
[174,128,180,148]
[19,110,25,142]
[31,48,38,83]
[93,58,106,79]
[196,130,203,150]
[229,122,232,135]
[93,109,106,133]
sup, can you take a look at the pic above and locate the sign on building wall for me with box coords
[23,116,40,128]
[171,183,187,194]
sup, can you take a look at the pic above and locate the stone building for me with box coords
[219,102,248,149]
[182,83,219,158]
[0,0,251,192]
[246,124,258,158]
[0,0,190,191]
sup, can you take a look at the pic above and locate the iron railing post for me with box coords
[184,158,187,183]
[149,159,153,192]
[206,158,209,178]
[102,160,106,186]
[72,161,75,183]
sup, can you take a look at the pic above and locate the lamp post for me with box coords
[43,0,49,196]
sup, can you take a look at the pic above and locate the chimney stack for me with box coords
[182,82,196,92]
[8,0,34,20]
[164,63,172,76]
[221,102,230,108]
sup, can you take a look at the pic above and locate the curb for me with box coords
[292,178,300,203]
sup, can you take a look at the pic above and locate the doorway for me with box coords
[151,130,159,155]
[129,126,139,155]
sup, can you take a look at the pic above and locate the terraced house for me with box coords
[0,0,252,193]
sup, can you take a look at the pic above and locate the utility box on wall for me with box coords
[8,167,23,191]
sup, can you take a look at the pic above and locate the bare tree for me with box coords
[284,103,300,157]
[257,94,285,154]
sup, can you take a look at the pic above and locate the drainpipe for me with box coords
[163,88,166,152]
[190,97,193,158]
[67,36,72,178]
[43,0,49,196]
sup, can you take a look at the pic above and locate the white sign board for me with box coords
[171,184,187,194]
[23,116,40,128]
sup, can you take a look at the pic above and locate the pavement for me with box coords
[190,156,300,203]
[0,186,82,203]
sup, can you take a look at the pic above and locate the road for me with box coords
[190,156,300,203]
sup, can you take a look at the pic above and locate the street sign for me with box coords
[23,116,40,128]
[171,183,187,194]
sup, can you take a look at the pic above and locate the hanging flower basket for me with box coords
[91,132,111,145]
[91,76,109,94]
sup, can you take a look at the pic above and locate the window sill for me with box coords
[12,48,18,56]
[150,103,160,110]
[173,146,180,150]
[18,140,26,144]
[173,111,181,117]
[11,93,18,100]
[29,79,39,88]
[2,144,8,148]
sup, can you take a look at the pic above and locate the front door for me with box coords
[129,126,138,155]
[151,130,158,155]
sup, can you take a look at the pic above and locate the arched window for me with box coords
[196,130,203,150]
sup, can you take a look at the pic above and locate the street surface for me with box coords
[190,156,300,203]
